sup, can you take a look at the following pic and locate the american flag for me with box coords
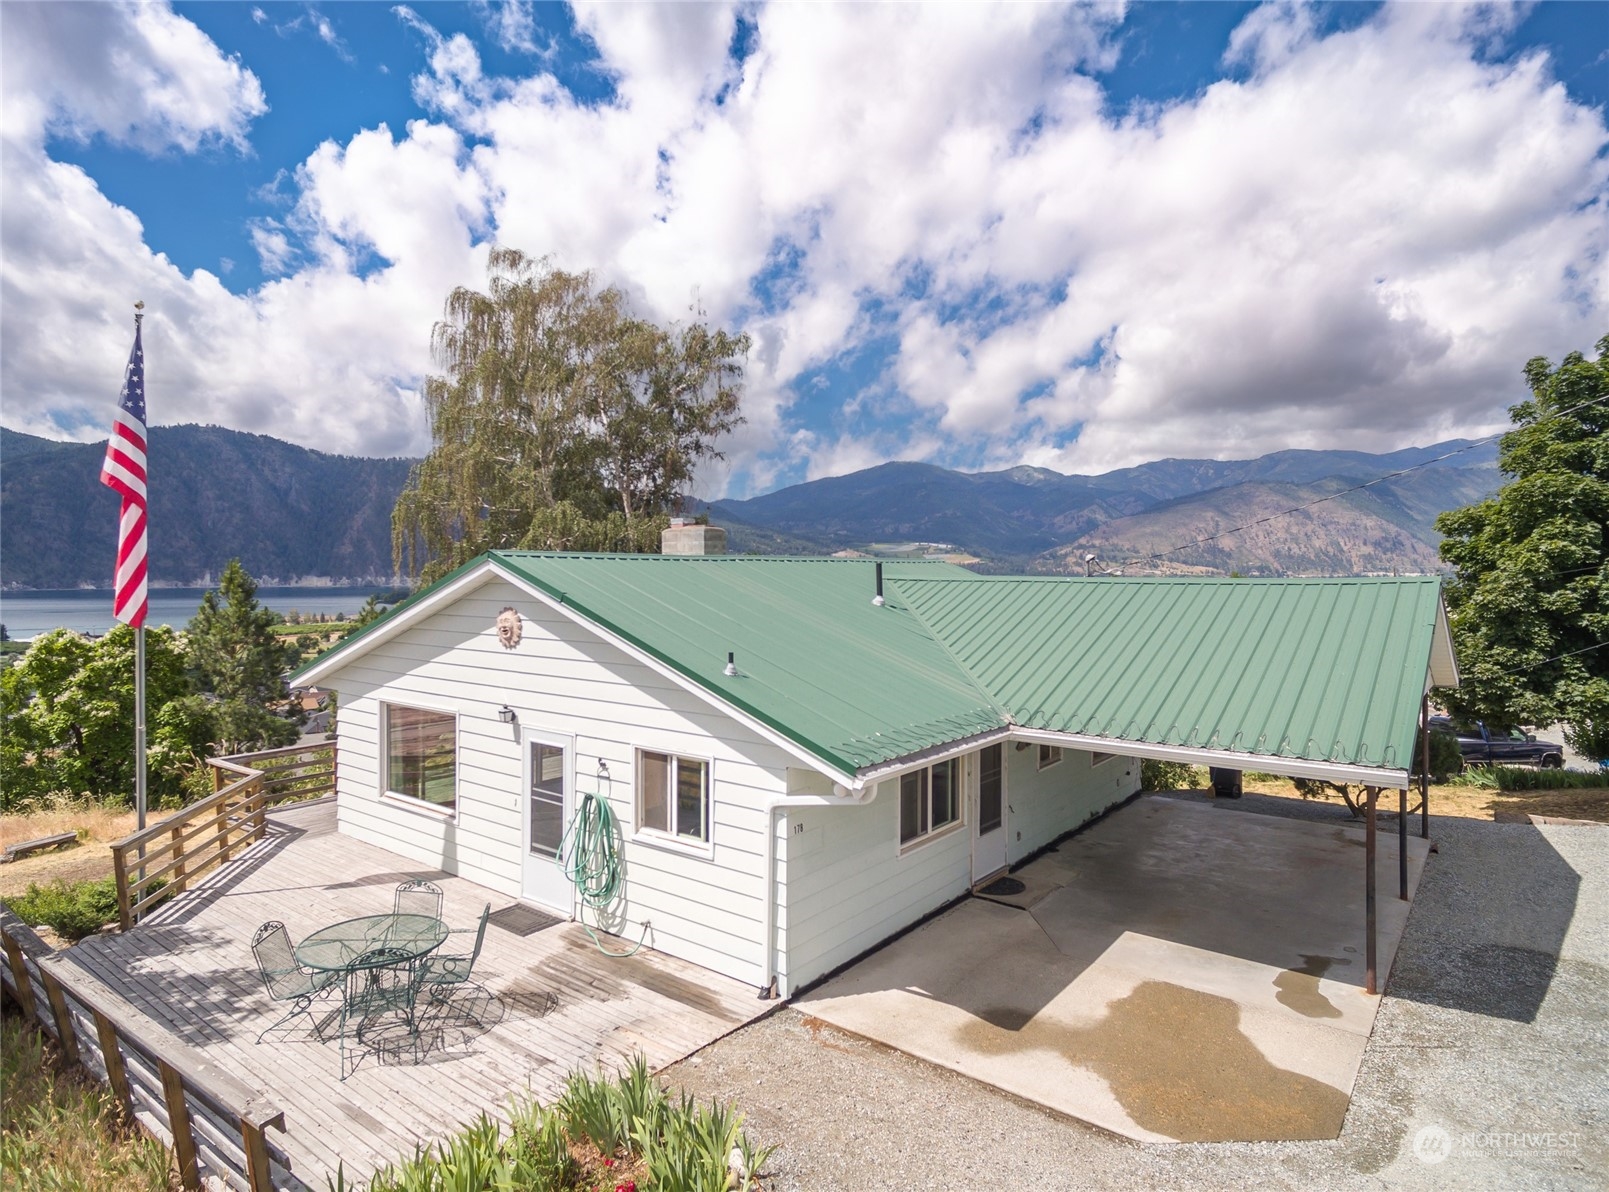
[100,321,148,628]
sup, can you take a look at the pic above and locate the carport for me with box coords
[892,572,1461,997]
[798,575,1461,1139]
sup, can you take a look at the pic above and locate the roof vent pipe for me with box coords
[724,651,738,677]
[872,562,885,607]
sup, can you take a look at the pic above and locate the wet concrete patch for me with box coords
[1275,954,1351,1019]
[956,981,1351,1142]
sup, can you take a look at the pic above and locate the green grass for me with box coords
[0,1012,174,1191]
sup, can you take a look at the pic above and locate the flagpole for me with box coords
[133,303,148,874]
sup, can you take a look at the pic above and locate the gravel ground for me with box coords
[665,812,1607,1191]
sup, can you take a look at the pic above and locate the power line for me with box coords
[1493,639,1608,677]
[1111,392,1609,572]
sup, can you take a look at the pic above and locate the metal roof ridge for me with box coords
[885,576,1016,725]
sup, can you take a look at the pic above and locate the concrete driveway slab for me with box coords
[800,795,1431,1143]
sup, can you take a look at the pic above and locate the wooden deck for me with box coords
[60,800,770,1187]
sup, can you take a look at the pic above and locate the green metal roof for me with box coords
[892,574,1445,771]
[488,553,1004,774]
[304,553,1449,781]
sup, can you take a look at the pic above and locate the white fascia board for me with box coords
[1428,596,1460,689]
[849,728,1014,790]
[296,564,500,686]
[484,563,861,792]
[852,726,1411,791]
[1006,727,1411,790]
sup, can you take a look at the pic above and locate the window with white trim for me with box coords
[1090,752,1117,766]
[1038,745,1063,769]
[899,757,961,847]
[638,750,709,843]
[383,704,457,812]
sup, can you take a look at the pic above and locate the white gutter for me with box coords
[1005,727,1411,789]
[760,783,881,1000]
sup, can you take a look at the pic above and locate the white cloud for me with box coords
[473,0,540,55]
[0,0,1604,496]
[0,0,266,151]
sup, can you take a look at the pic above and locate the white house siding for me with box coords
[323,575,794,989]
[1005,747,1141,866]
[779,746,1140,995]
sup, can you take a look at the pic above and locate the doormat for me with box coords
[487,903,562,937]
[979,876,1026,896]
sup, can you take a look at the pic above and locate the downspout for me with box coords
[760,782,880,1000]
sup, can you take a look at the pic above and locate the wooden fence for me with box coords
[0,907,296,1191]
[110,743,335,931]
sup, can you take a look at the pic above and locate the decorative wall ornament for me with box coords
[496,606,523,650]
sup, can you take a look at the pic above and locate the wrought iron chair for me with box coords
[339,946,428,1078]
[420,903,492,1006]
[250,920,339,1044]
[393,878,444,920]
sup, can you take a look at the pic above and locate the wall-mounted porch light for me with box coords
[498,705,517,724]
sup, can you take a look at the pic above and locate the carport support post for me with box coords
[1365,786,1378,995]
[1419,694,1431,839]
[1398,786,1408,900]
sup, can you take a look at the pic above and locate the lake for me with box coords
[0,586,395,640]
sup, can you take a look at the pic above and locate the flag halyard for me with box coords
[101,322,149,628]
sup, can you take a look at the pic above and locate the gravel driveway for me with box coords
[666,810,1607,1190]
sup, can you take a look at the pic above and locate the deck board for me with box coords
[60,800,769,1188]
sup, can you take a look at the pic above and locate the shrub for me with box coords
[1453,764,1609,792]
[6,878,122,940]
[1411,727,1464,782]
[1141,759,1202,791]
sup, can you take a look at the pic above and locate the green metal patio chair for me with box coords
[250,920,339,1044]
[420,902,492,1004]
[339,946,428,1078]
[393,878,444,920]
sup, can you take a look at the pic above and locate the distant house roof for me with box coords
[298,552,1456,788]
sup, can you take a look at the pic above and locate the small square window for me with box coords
[1038,745,1063,770]
[1090,752,1116,767]
[638,750,709,843]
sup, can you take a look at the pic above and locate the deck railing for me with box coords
[0,908,294,1191]
[109,742,336,930]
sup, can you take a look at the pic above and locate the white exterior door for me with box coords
[971,743,1007,881]
[522,735,574,915]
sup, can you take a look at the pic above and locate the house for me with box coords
[295,548,1456,998]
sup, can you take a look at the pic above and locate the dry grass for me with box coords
[1239,775,1609,825]
[0,1011,176,1191]
[0,803,138,899]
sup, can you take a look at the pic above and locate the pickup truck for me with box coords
[1429,716,1565,769]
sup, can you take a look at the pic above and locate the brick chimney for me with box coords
[660,517,727,556]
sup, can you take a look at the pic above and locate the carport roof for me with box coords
[891,574,1452,776]
[300,554,1454,785]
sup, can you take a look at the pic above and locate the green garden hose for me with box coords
[559,788,646,957]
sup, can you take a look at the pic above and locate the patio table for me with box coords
[294,913,448,973]
[296,913,448,1076]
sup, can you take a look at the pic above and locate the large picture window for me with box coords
[638,750,709,843]
[384,704,457,812]
[899,757,961,847]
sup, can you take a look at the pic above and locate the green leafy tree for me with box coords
[1434,335,1609,758]
[185,559,302,754]
[394,248,749,582]
[0,626,212,810]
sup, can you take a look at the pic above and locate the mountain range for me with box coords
[0,425,1499,588]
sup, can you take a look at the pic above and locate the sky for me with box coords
[1,1,1605,500]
